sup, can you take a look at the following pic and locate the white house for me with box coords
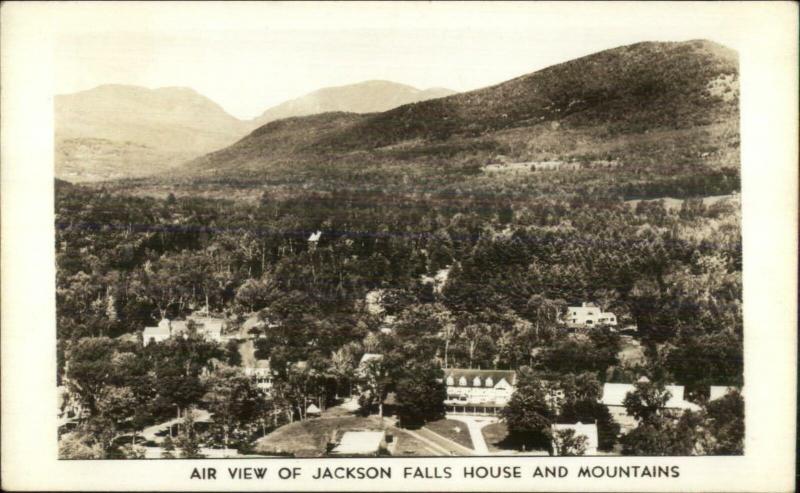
[443,369,516,415]
[709,385,740,401]
[142,314,225,346]
[244,359,274,392]
[308,230,322,251]
[566,302,617,328]
[185,313,225,342]
[143,319,173,346]
[552,422,598,455]
[57,385,86,430]
[601,382,701,432]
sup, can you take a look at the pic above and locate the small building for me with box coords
[306,403,321,418]
[443,369,516,415]
[552,422,599,455]
[186,313,225,342]
[709,385,739,401]
[143,314,225,346]
[601,382,701,432]
[357,353,384,377]
[308,230,322,251]
[331,431,386,456]
[57,385,85,432]
[566,302,617,328]
[244,360,274,392]
[143,319,172,346]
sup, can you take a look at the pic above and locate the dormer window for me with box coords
[458,376,467,386]
[485,377,494,387]
[446,376,454,386]
[473,376,482,387]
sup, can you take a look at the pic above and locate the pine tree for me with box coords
[175,408,204,458]
[161,436,176,459]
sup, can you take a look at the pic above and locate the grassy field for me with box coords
[390,429,442,456]
[253,416,385,457]
[482,422,551,455]
[424,419,473,450]
[482,422,511,453]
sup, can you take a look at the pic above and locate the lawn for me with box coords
[482,422,511,453]
[390,428,441,456]
[424,419,473,450]
[253,416,385,457]
[482,422,550,455]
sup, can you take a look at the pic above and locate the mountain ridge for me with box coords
[181,39,738,182]
[249,80,456,127]
[55,80,456,182]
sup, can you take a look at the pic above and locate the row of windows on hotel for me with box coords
[446,376,505,387]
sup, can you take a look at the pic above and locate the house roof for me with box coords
[444,369,517,387]
[331,431,385,455]
[601,383,701,411]
[709,386,738,401]
[171,320,189,334]
[243,315,264,332]
[359,353,383,365]
[306,403,321,414]
[552,422,599,452]
[143,325,170,338]
[308,230,322,242]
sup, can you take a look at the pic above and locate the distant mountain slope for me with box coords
[56,81,456,182]
[250,81,456,128]
[55,85,251,181]
[182,40,738,180]
[313,40,738,152]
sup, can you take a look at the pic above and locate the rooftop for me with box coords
[143,325,170,337]
[601,382,701,411]
[359,353,383,365]
[552,422,599,452]
[444,369,517,387]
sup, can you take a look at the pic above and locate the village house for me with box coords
[307,230,322,251]
[142,313,226,346]
[600,381,701,432]
[566,302,617,328]
[358,353,384,377]
[243,359,274,392]
[551,422,599,455]
[443,369,516,415]
[142,319,173,346]
[57,385,86,433]
[709,385,741,401]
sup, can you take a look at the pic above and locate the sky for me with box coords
[52,2,749,120]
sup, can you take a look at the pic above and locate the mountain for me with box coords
[55,81,456,182]
[183,40,739,184]
[55,84,250,182]
[250,81,456,128]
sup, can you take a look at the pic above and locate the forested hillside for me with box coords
[162,39,738,199]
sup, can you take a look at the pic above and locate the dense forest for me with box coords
[56,170,743,457]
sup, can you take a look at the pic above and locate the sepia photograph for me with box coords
[1,1,796,491]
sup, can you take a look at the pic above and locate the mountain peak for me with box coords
[251,80,457,126]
